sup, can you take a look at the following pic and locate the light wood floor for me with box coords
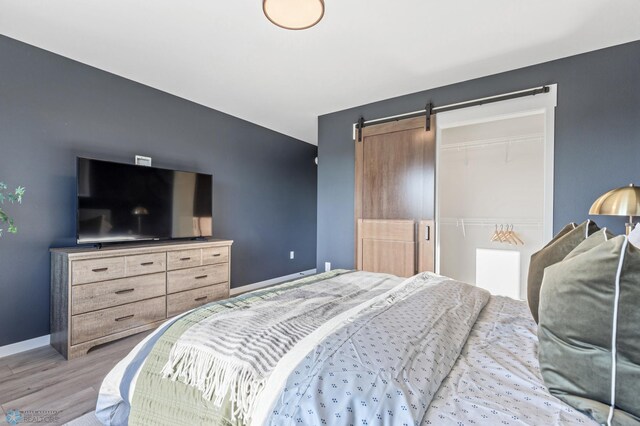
[0,331,150,425]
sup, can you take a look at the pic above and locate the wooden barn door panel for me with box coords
[362,128,426,219]
[362,241,415,277]
[357,219,415,278]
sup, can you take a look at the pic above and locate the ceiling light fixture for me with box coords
[263,0,325,30]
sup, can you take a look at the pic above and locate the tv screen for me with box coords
[77,158,212,244]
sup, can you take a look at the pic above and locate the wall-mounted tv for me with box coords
[77,157,212,244]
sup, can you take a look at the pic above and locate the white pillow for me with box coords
[629,223,640,249]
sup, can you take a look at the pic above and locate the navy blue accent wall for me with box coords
[0,35,317,346]
[317,41,640,271]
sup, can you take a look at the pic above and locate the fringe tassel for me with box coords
[161,344,266,423]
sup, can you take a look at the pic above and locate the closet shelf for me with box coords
[439,217,543,227]
[439,133,543,152]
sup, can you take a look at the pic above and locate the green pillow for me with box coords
[564,227,616,260]
[538,236,640,425]
[543,222,577,248]
[527,220,599,323]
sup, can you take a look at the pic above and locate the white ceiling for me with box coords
[1,1,639,145]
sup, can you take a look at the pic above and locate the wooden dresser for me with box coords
[50,239,233,359]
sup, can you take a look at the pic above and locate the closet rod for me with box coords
[354,85,550,141]
[439,221,543,227]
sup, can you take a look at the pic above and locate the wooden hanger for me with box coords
[490,224,501,242]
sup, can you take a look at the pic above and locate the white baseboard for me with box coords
[0,334,51,359]
[0,269,318,359]
[230,268,317,296]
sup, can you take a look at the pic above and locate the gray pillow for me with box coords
[538,236,640,425]
[564,227,615,260]
[527,220,599,323]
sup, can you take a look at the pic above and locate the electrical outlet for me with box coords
[290,251,295,260]
[325,262,331,272]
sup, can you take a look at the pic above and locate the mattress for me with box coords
[95,270,596,425]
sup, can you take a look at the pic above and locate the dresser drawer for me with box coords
[167,264,228,294]
[202,246,229,265]
[167,283,229,317]
[71,296,166,345]
[71,273,166,315]
[125,252,166,276]
[72,257,125,285]
[167,249,201,270]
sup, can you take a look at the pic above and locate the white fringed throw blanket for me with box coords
[161,271,403,423]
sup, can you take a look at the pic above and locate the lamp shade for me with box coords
[131,206,149,216]
[263,0,324,30]
[589,184,640,217]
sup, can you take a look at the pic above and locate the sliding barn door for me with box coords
[355,116,436,277]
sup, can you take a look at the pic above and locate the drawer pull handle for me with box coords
[92,267,109,272]
[115,289,135,295]
[212,254,221,257]
[140,262,154,266]
[180,257,192,261]
[115,314,134,322]
[194,296,207,302]
[195,275,208,280]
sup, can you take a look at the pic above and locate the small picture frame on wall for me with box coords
[135,155,152,167]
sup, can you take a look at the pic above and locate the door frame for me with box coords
[433,84,558,273]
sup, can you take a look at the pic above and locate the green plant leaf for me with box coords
[15,186,25,203]
[0,182,25,237]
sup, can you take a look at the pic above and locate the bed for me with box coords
[96,270,596,425]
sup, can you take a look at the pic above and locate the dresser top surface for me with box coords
[51,238,233,257]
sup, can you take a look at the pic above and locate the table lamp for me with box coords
[589,183,640,235]
[132,206,149,235]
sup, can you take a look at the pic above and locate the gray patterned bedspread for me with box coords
[96,271,596,425]
[422,296,595,425]
[262,273,490,425]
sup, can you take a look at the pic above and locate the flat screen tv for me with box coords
[77,157,212,244]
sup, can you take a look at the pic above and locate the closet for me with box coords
[355,116,436,277]
[437,113,548,299]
